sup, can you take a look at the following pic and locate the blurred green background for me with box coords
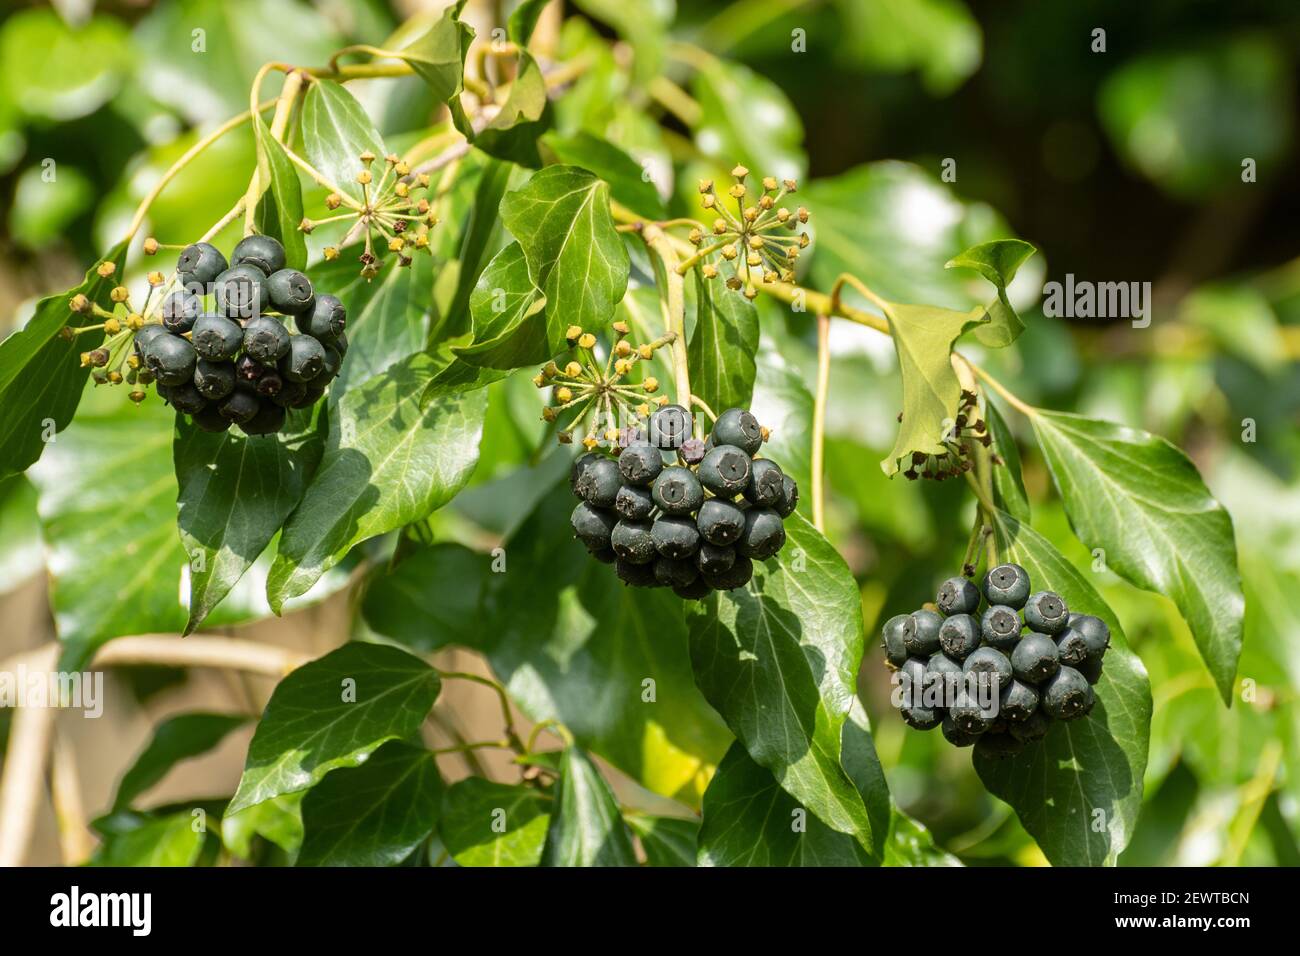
[0,0,1297,866]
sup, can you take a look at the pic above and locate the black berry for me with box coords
[576,457,621,508]
[191,314,244,361]
[1042,665,1093,721]
[982,563,1031,609]
[696,498,745,545]
[938,613,980,660]
[239,399,287,436]
[177,242,228,288]
[214,264,268,319]
[193,359,235,400]
[702,554,753,590]
[651,515,700,560]
[711,407,763,456]
[614,483,654,521]
[980,604,1022,651]
[743,458,784,506]
[649,404,692,449]
[231,235,286,276]
[1024,591,1069,634]
[654,556,698,589]
[1011,632,1060,684]
[697,444,751,497]
[737,507,784,560]
[301,293,347,342]
[907,608,943,656]
[572,501,617,551]
[143,333,197,386]
[266,268,315,315]
[610,519,656,565]
[243,316,291,365]
[618,442,663,486]
[160,291,202,334]
[881,614,912,667]
[279,333,327,383]
[651,466,704,515]
[218,388,260,424]
[998,679,1039,722]
[936,575,981,615]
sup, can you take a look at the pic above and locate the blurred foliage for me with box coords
[0,0,1297,867]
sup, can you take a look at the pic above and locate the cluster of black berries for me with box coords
[902,389,991,481]
[569,405,798,599]
[137,235,347,435]
[880,563,1111,759]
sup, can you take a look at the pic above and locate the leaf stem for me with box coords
[964,357,1036,418]
[642,224,693,409]
[690,394,718,421]
[434,670,524,753]
[812,311,831,532]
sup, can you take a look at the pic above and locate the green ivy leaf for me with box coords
[686,513,876,848]
[0,241,126,478]
[884,810,963,866]
[945,238,1036,347]
[30,395,188,670]
[982,510,1153,866]
[1029,409,1244,701]
[453,241,548,369]
[252,115,307,271]
[435,158,514,344]
[439,778,551,867]
[222,793,303,860]
[361,543,490,652]
[306,254,433,402]
[391,0,473,102]
[542,131,666,219]
[88,812,206,867]
[267,353,488,611]
[453,50,552,167]
[477,484,732,806]
[750,349,814,498]
[692,57,805,179]
[625,815,699,867]
[880,300,986,475]
[985,399,1029,521]
[113,713,249,812]
[297,741,443,866]
[500,165,629,351]
[228,642,440,815]
[300,80,387,203]
[540,746,637,867]
[174,408,323,634]
[688,270,759,417]
[508,0,552,45]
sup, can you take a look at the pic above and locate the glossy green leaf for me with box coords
[392,0,473,102]
[89,812,205,867]
[509,0,552,45]
[749,349,814,497]
[361,542,491,652]
[879,300,986,475]
[30,394,188,670]
[306,254,433,401]
[478,484,732,806]
[980,510,1153,866]
[540,747,637,866]
[542,131,666,219]
[0,242,126,479]
[985,399,1029,521]
[945,238,1036,347]
[688,270,759,417]
[113,713,249,812]
[297,741,443,866]
[625,815,699,867]
[884,811,962,866]
[692,58,805,179]
[301,80,387,203]
[500,165,629,351]
[267,353,488,610]
[686,513,876,848]
[252,115,307,271]
[453,241,548,369]
[454,50,552,167]
[174,408,323,634]
[436,158,514,343]
[439,778,551,867]
[222,793,303,860]
[1029,409,1243,701]
[228,642,440,815]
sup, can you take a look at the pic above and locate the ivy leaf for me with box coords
[306,254,433,401]
[300,80,387,203]
[884,811,963,866]
[540,747,638,867]
[112,713,249,812]
[252,114,307,271]
[452,241,548,370]
[453,50,552,167]
[749,350,814,496]
[985,399,1029,521]
[698,743,874,866]
[174,408,323,635]
[88,812,206,867]
[297,741,443,866]
[267,353,488,611]
[542,131,666,219]
[477,484,732,807]
[508,0,552,45]
[982,510,1153,866]
[625,815,699,867]
[687,270,760,417]
[0,241,126,478]
[30,395,188,670]
[222,794,303,860]
[686,513,876,848]
[228,642,441,815]
[692,57,805,179]
[1029,409,1244,701]
[360,542,490,652]
[500,165,629,352]
[439,778,551,867]
[945,238,1036,348]
[880,300,987,476]
[436,158,514,344]
[391,0,473,102]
